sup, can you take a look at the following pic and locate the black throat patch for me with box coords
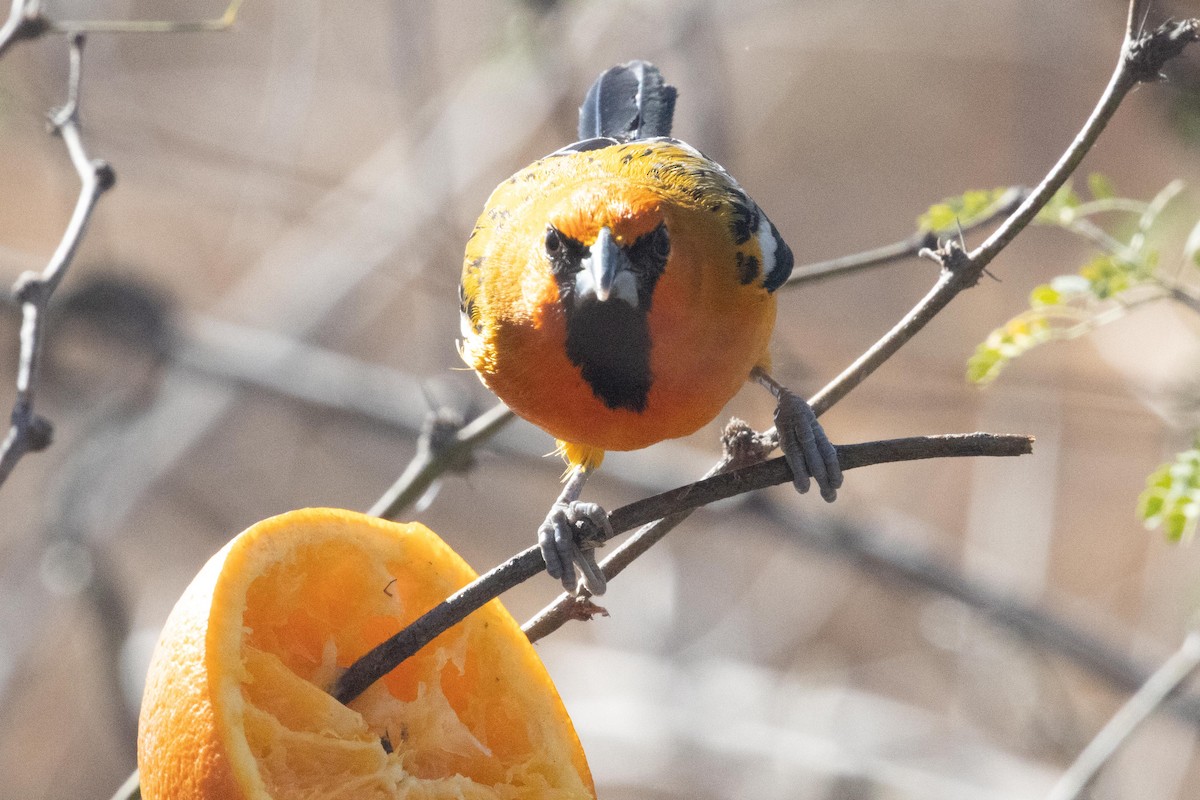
[564,300,652,412]
[548,224,669,412]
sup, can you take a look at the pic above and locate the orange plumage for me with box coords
[460,139,789,471]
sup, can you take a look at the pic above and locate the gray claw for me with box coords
[538,501,612,595]
[538,505,572,586]
[774,391,842,502]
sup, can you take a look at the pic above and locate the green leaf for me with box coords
[918,187,1010,233]
[1087,172,1117,200]
[1166,510,1191,542]
[966,312,1052,385]
[966,343,1003,385]
[1138,442,1200,543]
[919,202,957,234]
[1029,284,1060,307]
[1078,252,1152,298]
[1140,492,1164,519]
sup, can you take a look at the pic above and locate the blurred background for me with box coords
[2,1,1200,797]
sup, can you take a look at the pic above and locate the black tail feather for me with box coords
[577,60,677,142]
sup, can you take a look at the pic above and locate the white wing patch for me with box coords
[756,212,777,283]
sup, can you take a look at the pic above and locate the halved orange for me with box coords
[137,508,594,799]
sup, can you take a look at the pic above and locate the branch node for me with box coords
[1125,18,1200,84]
[918,229,939,252]
[47,102,75,134]
[15,11,46,40]
[563,596,609,623]
[24,414,53,451]
[939,238,973,277]
[919,237,978,285]
[11,271,44,303]
[418,407,474,474]
[916,246,942,265]
[93,159,116,191]
[720,417,775,470]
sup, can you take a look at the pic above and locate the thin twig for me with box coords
[45,0,243,34]
[0,0,45,60]
[0,33,114,489]
[761,503,1200,728]
[810,14,1197,418]
[1166,283,1200,316]
[1046,632,1200,800]
[369,402,515,520]
[334,432,1033,704]
[524,485,1200,727]
[0,0,240,57]
[107,769,141,800]
[783,186,1027,288]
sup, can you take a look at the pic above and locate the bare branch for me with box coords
[1166,283,1200,316]
[1047,632,1200,800]
[783,186,1027,288]
[107,769,141,800]
[527,495,1200,727]
[370,403,515,520]
[45,0,243,34]
[971,26,1193,272]
[335,432,1033,705]
[777,504,1200,726]
[0,0,241,56]
[810,15,1196,418]
[0,33,114,489]
[0,0,46,60]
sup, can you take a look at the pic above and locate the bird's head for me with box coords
[541,185,670,313]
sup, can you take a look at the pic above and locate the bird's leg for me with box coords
[538,466,612,596]
[752,366,842,502]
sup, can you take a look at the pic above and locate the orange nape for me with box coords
[137,508,594,800]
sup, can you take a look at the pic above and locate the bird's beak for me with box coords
[585,227,620,301]
[577,227,637,306]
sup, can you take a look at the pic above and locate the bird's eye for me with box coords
[545,227,563,256]
[651,226,670,259]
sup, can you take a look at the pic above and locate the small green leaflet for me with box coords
[1139,442,1200,543]
[966,176,1190,385]
[917,187,1011,233]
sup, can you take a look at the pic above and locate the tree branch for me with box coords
[0,33,114,490]
[783,186,1028,288]
[44,0,243,34]
[525,489,1200,729]
[0,0,240,56]
[334,432,1033,704]
[810,15,1197,418]
[1047,631,1200,800]
[0,0,46,60]
[762,503,1200,727]
[369,402,515,520]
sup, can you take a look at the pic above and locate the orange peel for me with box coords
[137,508,593,799]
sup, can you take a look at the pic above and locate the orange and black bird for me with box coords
[460,61,841,595]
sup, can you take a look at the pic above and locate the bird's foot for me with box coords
[774,390,842,502]
[539,501,612,596]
